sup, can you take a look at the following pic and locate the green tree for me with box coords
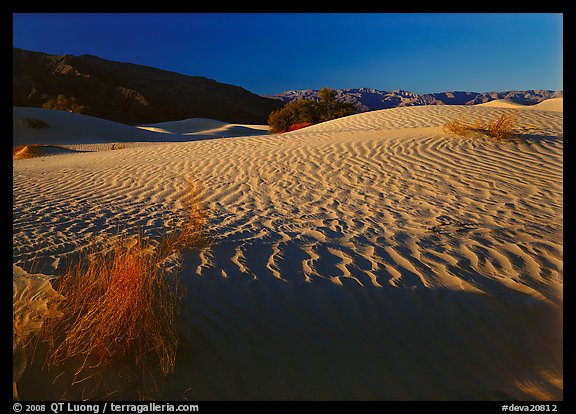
[268,98,318,133]
[268,87,357,133]
[316,87,356,123]
[318,87,336,103]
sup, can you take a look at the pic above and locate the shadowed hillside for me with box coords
[13,48,282,125]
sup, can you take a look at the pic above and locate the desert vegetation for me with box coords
[287,122,314,132]
[268,87,357,133]
[13,144,76,160]
[40,232,184,378]
[444,112,520,142]
[15,181,209,399]
[13,145,43,160]
[42,94,91,114]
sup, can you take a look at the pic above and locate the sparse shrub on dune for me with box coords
[288,122,314,132]
[13,145,42,160]
[485,112,517,140]
[443,118,481,136]
[315,87,357,123]
[444,112,520,142]
[41,232,184,377]
[156,181,210,258]
[268,99,317,133]
[268,87,357,134]
[32,180,209,391]
[13,145,76,160]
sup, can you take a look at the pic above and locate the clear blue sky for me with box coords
[13,13,563,95]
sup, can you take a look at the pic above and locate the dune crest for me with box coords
[138,117,269,139]
[478,97,563,112]
[13,107,270,148]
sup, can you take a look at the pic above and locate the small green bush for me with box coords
[268,99,317,133]
[269,87,357,133]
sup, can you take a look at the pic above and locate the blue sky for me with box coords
[13,13,563,95]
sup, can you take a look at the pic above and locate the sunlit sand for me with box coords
[13,101,562,400]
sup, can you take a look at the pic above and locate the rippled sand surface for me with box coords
[13,104,562,400]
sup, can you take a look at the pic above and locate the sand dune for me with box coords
[13,265,63,398]
[138,118,230,134]
[478,99,530,109]
[13,107,270,148]
[13,107,166,146]
[138,117,270,139]
[532,97,563,112]
[478,97,563,112]
[13,104,562,400]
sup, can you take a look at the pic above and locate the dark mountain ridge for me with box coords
[13,48,282,125]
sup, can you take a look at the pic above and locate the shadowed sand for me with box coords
[13,107,270,148]
[13,103,562,400]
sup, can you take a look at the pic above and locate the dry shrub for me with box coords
[288,122,314,132]
[13,145,42,160]
[443,118,481,136]
[157,181,209,257]
[39,181,208,380]
[42,232,183,377]
[485,112,517,140]
[444,112,519,142]
[444,112,518,141]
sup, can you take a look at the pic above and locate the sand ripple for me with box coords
[13,105,562,399]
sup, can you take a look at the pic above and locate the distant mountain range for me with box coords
[13,48,282,125]
[267,88,563,112]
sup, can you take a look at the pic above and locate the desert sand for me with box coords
[13,107,269,148]
[13,102,563,400]
[138,117,270,139]
[478,97,563,112]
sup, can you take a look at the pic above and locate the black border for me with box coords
[7,3,569,13]
[8,4,569,409]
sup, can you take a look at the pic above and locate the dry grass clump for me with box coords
[485,112,517,140]
[14,145,79,160]
[157,182,209,258]
[443,118,482,136]
[444,112,520,142]
[41,233,183,377]
[13,145,42,160]
[288,122,314,132]
[38,182,208,381]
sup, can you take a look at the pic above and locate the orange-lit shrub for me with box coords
[288,122,314,132]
